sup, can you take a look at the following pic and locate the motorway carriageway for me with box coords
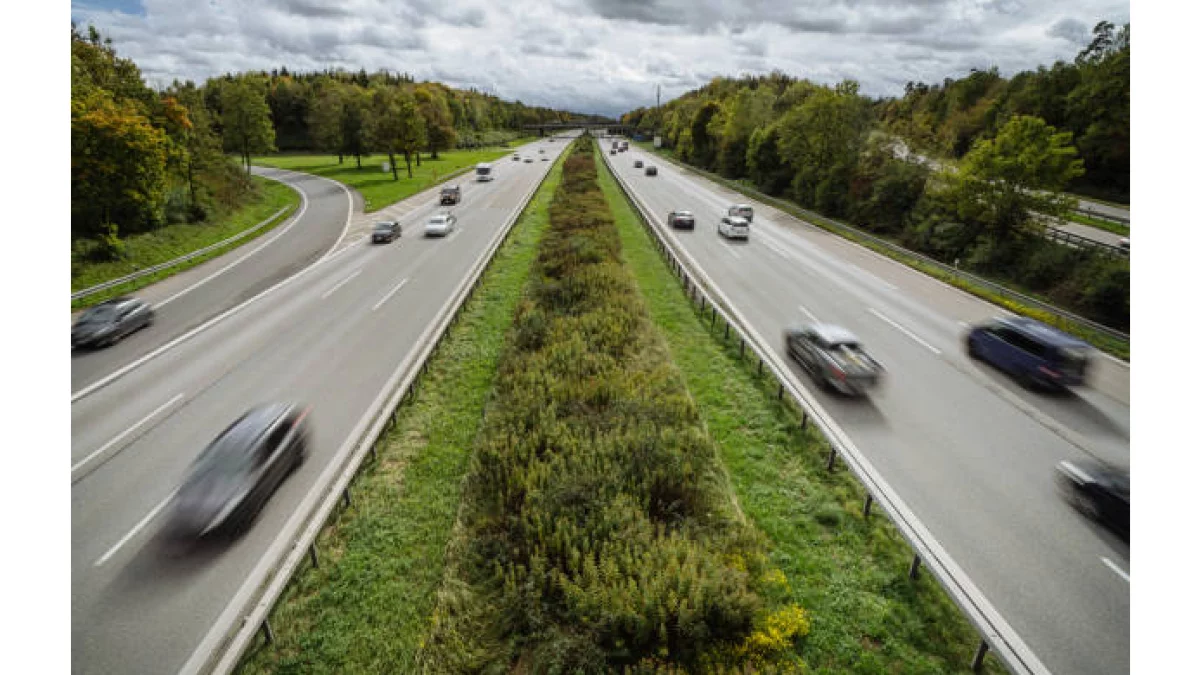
[70,138,566,674]
[606,147,1129,675]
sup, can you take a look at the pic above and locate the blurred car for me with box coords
[425,212,458,237]
[166,403,311,539]
[72,297,154,349]
[512,154,521,161]
[718,215,750,240]
[372,220,401,243]
[634,160,644,168]
[524,157,534,163]
[785,324,884,396]
[965,316,1093,390]
[1118,237,1129,252]
[439,185,461,205]
[542,156,549,161]
[610,148,617,155]
[644,165,658,176]
[728,204,754,222]
[1056,460,1129,539]
[539,148,545,154]
[667,210,695,230]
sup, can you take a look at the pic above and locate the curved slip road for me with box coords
[71,167,354,395]
[606,148,1129,675]
[70,138,568,674]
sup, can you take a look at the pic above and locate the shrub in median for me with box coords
[419,139,806,672]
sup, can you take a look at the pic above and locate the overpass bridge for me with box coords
[522,122,635,136]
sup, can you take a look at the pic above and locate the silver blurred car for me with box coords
[425,212,458,237]
[72,297,154,348]
[784,324,884,396]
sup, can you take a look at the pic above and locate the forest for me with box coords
[620,21,1130,330]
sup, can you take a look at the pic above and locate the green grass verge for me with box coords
[633,141,1129,361]
[596,146,1005,673]
[70,176,299,310]
[254,143,536,213]
[1062,211,1130,237]
[235,152,564,675]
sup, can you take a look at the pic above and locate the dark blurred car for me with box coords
[667,210,695,230]
[439,185,461,205]
[72,297,154,348]
[372,220,401,243]
[512,154,521,161]
[965,316,1093,390]
[167,403,311,539]
[1056,460,1129,538]
[785,324,884,396]
[610,148,617,155]
[524,157,534,163]
[645,165,658,176]
[634,160,644,168]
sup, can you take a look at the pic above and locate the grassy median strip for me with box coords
[635,141,1129,361]
[596,145,1004,673]
[1062,210,1130,237]
[235,153,564,675]
[71,176,299,309]
[255,143,535,213]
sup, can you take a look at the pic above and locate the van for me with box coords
[475,163,494,182]
[965,317,1093,390]
[728,204,754,222]
[718,215,750,240]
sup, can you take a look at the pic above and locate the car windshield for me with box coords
[79,305,119,323]
[373,222,394,230]
[429,216,448,224]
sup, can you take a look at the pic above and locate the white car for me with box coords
[727,204,754,222]
[718,215,750,240]
[425,213,458,237]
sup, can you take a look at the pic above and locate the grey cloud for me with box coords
[1048,17,1090,45]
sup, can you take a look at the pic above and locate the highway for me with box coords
[605,147,1130,675]
[70,138,567,674]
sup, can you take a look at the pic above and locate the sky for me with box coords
[72,0,1130,119]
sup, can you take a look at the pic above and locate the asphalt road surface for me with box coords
[71,138,568,674]
[609,149,1129,675]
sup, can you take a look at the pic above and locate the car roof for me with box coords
[201,403,293,460]
[430,213,451,220]
[373,220,397,227]
[731,203,752,209]
[726,216,749,225]
[808,323,860,345]
[995,316,1092,349]
[672,210,694,217]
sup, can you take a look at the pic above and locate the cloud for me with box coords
[70,0,1130,118]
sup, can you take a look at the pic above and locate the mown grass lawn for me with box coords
[254,142,536,213]
[235,152,562,675]
[595,146,1004,674]
[71,176,298,309]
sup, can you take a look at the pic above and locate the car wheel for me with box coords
[966,337,980,359]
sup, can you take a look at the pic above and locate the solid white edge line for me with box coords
[94,489,179,567]
[320,268,362,299]
[72,393,184,476]
[1101,557,1130,582]
[867,307,942,355]
[154,171,309,310]
[372,278,409,311]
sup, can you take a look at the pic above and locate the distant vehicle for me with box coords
[475,162,494,182]
[371,220,401,243]
[718,215,750,240]
[610,149,618,155]
[644,165,658,176]
[1118,237,1129,252]
[512,154,521,161]
[439,185,461,205]
[541,156,549,161]
[612,140,619,150]
[620,141,629,151]
[965,316,1093,390]
[425,212,458,237]
[1056,460,1129,539]
[166,403,311,539]
[538,148,545,154]
[667,210,695,230]
[72,297,154,348]
[728,204,754,222]
[524,157,533,163]
[634,160,644,168]
[785,324,884,396]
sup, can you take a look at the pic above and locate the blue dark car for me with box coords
[965,317,1094,390]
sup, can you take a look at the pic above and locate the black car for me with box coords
[667,210,695,230]
[72,297,154,348]
[372,220,401,243]
[439,185,461,205]
[634,160,644,168]
[167,403,311,539]
[1056,460,1129,539]
[645,165,658,176]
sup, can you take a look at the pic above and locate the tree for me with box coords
[415,85,457,159]
[72,90,169,243]
[308,83,346,162]
[716,87,775,178]
[367,89,426,180]
[941,115,1084,263]
[686,101,722,168]
[746,123,790,195]
[220,79,276,173]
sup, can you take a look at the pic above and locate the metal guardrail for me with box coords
[601,148,1052,675]
[179,150,560,675]
[1044,226,1127,257]
[641,147,1129,345]
[71,207,291,302]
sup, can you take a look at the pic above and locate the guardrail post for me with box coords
[863,494,873,517]
[777,383,784,400]
[260,619,275,645]
[700,296,706,312]
[309,543,319,568]
[908,554,922,580]
[971,640,989,672]
[342,487,352,508]
[739,338,745,359]
[757,358,763,377]
[826,447,837,471]
[724,323,730,341]
[801,411,807,429]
